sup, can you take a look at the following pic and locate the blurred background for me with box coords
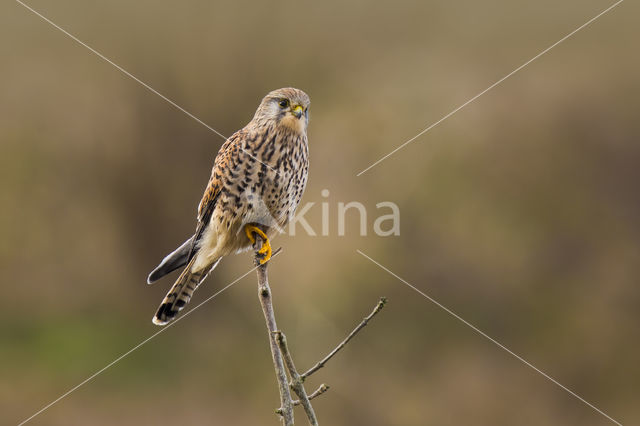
[2,0,639,424]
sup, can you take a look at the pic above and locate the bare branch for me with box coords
[301,297,387,380]
[292,384,330,407]
[278,384,330,414]
[252,229,387,425]
[254,237,294,425]
[275,331,319,425]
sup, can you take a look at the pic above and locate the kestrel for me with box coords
[148,87,310,325]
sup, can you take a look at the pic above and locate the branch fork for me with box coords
[252,234,386,425]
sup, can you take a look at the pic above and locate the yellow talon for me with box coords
[244,224,257,244]
[244,224,272,264]
[257,239,272,264]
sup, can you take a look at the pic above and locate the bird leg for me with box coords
[244,224,272,264]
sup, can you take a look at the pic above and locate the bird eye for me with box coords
[279,99,289,108]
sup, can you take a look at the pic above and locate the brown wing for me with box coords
[189,131,245,256]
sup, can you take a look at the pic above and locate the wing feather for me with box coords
[189,131,246,257]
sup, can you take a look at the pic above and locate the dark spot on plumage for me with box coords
[265,149,276,163]
[156,304,176,320]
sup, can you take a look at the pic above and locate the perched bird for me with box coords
[148,87,310,326]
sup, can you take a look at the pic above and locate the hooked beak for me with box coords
[291,105,303,119]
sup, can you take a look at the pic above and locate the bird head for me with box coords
[253,87,310,133]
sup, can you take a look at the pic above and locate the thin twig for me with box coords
[301,297,387,380]
[254,237,294,425]
[252,230,387,425]
[275,331,319,425]
[277,384,330,414]
[292,384,330,407]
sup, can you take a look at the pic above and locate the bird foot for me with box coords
[244,224,272,264]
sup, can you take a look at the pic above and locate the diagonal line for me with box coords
[16,258,269,426]
[14,0,226,141]
[15,0,280,175]
[356,249,623,426]
[356,0,624,176]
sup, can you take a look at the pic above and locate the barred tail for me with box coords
[152,258,220,326]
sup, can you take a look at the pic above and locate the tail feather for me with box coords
[147,235,195,284]
[152,257,221,326]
